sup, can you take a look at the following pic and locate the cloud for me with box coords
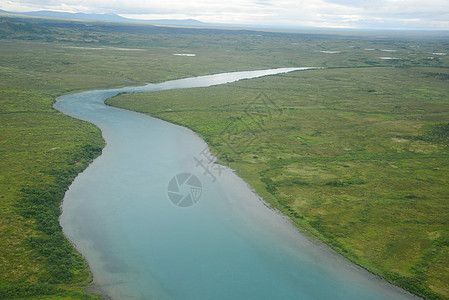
[1,0,449,29]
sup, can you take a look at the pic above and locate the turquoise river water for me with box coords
[55,68,419,300]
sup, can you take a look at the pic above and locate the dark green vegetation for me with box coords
[1,12,448,299]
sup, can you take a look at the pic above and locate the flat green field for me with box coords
[1,13,449,299]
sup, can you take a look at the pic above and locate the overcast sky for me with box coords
[1,0,449,30]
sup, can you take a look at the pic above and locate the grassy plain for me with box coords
[1,13,449,299]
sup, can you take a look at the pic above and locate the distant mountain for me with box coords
[19,10,130,22]
[1,10,205,26]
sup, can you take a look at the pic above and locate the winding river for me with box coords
[55,68,418,300]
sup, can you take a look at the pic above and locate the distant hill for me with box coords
[20,10,130,22]
[1,10,205,26]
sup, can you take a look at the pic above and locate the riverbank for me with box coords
[52,69,419,299]
[107,66,449,299]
